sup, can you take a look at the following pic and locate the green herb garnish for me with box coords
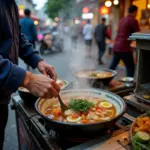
[68,99,94,112]
[89,73,97,77]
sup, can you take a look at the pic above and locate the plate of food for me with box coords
[130,112,150,150]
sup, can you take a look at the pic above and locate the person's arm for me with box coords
[82,26,86,35]
[19,25,57,80]
[19,25,42,69]
[133,20,140,33]
[0,55,26,94]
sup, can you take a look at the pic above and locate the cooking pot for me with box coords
[35,89,126,138]
[73,68,117,86]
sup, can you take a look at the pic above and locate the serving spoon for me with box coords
[58,95,68,113]
[47,71,68,113]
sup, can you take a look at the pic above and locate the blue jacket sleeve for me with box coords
[19,26,42,68]
[0,55,26,94]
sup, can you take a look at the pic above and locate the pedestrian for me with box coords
[109,5,140,77]
[94,18,108,64]
[83,20,93,57]
[0,1,60,150]
[20,9,37,70]
[70,20,80,48]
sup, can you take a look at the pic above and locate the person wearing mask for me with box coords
[94,18,107,64]
[109,5,140,77]
[83,20,93,57]
[0,1,60,150]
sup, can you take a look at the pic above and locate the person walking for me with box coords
[70,21,80,48]
[0,1,60,150]
[83,20,93,57]
[20,9,37,70]
[109,5,140,77]
[94,18,108,64]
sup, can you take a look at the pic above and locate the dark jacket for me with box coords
[94,23,107,42]
[20,17,37,42]
[113,15,140,52]
[0,0,42,104]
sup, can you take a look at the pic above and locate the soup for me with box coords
[44,96,116,124]
[76,71,112,79]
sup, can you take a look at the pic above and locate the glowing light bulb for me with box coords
[34,20,39,25]
[113,0,119,5]
[105,0,112,7]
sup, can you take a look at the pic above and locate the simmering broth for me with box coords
[44,96,116,124]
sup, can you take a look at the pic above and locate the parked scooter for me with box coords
[40,32,64,55]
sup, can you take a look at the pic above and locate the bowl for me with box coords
[120,77,134,83]
[35,89,126,138]
[73,68,117,86]
[18,87,38,106]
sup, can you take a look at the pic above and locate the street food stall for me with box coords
[12,31,150,150]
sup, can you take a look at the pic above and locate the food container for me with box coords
[35,89,126,138]
[18,87,38,106]
[73,68,117,86]
[130,113,150,150]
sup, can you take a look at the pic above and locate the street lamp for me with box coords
[105,0,112,8]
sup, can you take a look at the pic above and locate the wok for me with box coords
[73,68,117,86]
[35,89,126,138]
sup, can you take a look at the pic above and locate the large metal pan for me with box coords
[35,89,126,138]
[73,68,117,86]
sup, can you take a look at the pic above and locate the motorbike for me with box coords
[40,32,64,55]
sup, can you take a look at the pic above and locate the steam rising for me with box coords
[66,37,98,89]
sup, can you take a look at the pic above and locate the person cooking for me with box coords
[109,5,140,77]
[0,1,60,150]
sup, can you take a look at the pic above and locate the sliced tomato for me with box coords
[72,113,79,118]
[82,119,88,124]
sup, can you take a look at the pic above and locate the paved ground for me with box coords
[3,37,126,150]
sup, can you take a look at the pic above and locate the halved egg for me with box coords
[67,116,81,123]
[99,102,113,109]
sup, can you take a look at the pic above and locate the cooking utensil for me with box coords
[58,95,68,113]
[47,72,68,113]
[74,68,117,86]
[35,89,126,138]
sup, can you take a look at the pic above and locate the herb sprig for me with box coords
[68,99,94,112]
